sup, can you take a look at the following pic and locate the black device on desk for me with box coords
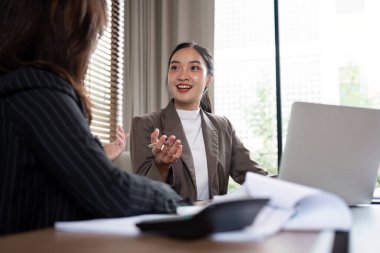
[136,198,269,239]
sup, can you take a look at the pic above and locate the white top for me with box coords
[176,109,209,200]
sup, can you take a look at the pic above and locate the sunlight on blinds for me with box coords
[85,0,124,144]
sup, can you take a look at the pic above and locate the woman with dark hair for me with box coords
[0,0,184,236]
[131,42,268,202]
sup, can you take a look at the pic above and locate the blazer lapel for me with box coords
[161,101,197,188]
[201,112,219,192]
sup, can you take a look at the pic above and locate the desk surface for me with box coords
[0,229,332,253]
[0,205,379,253]
[350,205,380,253]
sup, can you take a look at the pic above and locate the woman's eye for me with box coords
[191,66,200,71]
[169,65,179,71]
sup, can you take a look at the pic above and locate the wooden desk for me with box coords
[0,229,332,253]
[1,205,379,253]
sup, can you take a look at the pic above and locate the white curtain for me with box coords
[123,0,215,134]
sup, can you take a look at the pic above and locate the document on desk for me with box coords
[210,172,352,241]
[55,173,351,241]
[55,214,178,236]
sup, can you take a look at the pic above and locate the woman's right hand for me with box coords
[150,128,182,177]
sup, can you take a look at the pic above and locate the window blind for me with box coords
[85,0,124,144]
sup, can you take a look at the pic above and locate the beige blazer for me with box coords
[130,100,268,201]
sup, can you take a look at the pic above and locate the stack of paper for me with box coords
[210,172,352,241]
[55,172,352,241]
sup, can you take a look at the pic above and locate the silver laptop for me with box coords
[279,102,380,205]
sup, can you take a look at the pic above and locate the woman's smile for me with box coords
[176,83,192,93]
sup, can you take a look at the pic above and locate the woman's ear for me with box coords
[205,75,214,89]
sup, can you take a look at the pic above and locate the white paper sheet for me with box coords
[209,172,352,241]
[55,214,176,236]
[55,172,352,241]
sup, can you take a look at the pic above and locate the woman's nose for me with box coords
[177,69,190,81]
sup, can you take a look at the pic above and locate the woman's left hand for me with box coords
[104,126,129,161]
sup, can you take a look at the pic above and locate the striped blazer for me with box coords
[0,67,183,235]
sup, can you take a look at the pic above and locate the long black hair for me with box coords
[167,42,214,113]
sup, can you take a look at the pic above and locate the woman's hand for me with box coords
[150,128,182,176]
[104,126,129,161]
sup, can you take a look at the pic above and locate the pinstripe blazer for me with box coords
[0,68,183,235]
[130,100,268,201]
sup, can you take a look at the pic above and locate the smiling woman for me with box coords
[167,47,213,111]
[130,42,269,202]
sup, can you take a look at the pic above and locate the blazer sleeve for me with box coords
[10,87,183,217]
[130,115,168,182]
[226,117,268,184]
